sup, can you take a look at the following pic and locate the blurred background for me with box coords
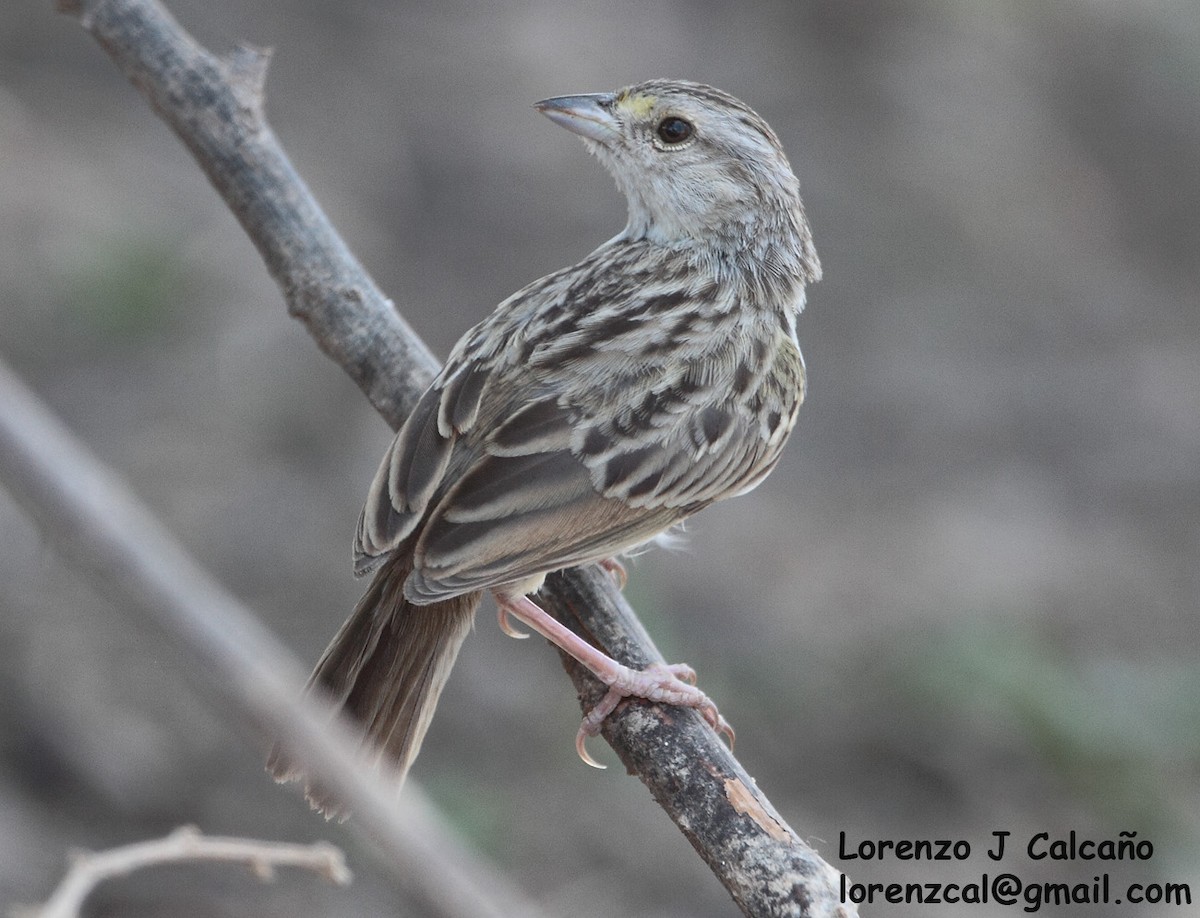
[2,0,1198,915]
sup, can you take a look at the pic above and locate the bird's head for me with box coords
[536,79,819,282]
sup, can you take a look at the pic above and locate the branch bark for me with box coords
[52,1,854,914]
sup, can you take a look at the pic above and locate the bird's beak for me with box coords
[535,93,620,144]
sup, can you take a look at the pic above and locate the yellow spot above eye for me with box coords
[617,92,657,119]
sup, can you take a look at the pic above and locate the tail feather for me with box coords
[268,555,479,817]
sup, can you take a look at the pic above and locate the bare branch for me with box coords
[56,0,435,427]
[50,0,855,914]
[0,359,549,918]
[12,826,350,918]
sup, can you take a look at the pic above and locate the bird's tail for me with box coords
[268,554,479,817]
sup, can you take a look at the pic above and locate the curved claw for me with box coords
[712,713,736,750]
[575,686,625,769]
[575,729,607,769]
[598,557,628,590]
[665,662,698,685]
[497,605,530,639]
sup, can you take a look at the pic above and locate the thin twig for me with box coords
[13,826,350,918]
[50,1,854,914]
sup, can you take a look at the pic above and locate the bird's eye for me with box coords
[656,117,694,145]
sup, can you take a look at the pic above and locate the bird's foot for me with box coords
[597,557,628,589]
[492,592,734,768]
[497,603,530,639]
[575,660,734,767]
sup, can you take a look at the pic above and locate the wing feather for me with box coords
[403,396,686,601]
[439,363,490,434]
[409,454,680,601]
[354,386,451,572]
[488,398,575,455]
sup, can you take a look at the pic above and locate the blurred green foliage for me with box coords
[910,621,1200,840]
[60,232,187,342]
[423,767,513,861]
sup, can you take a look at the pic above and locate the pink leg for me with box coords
[494,592,734,767]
